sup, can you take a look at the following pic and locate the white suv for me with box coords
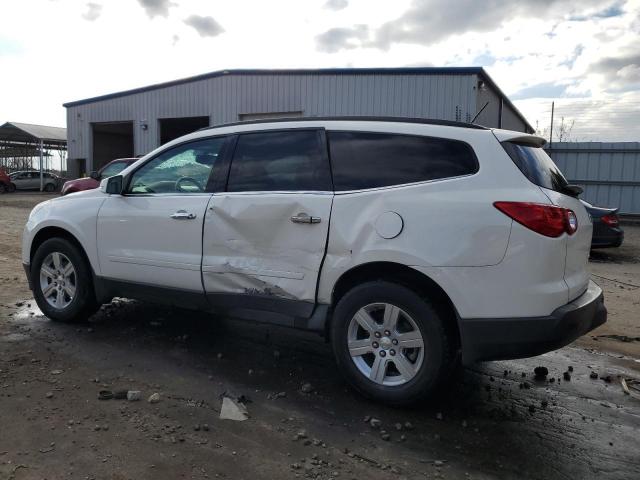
[22,118,606,404]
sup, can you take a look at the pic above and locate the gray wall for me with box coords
[475,81,527,132]
[548,142,640,215]
[65,72,516,177]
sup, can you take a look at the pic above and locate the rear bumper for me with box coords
[460,280,606,364]
[591,228,624,248]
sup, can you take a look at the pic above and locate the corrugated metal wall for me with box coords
[548,142,640,215]
[475,83,527,133]
[66,72,489,176]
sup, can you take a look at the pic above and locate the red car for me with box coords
[61,158,137,195]
[0,168,15,193]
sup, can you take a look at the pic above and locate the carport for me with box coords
[0,122,67,191]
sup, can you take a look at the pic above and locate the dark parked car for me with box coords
[61,158,138,195]
[0,168,15,193]
[581,200,624,248]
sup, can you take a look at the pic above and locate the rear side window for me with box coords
[502,142,569,193]
[328,132,478,191]
[227,130,332,192]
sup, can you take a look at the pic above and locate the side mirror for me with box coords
[89,170,99,180]
[101,175,124,195]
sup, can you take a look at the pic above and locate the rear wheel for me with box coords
[8,183,16,192]
[0,183,6,194]
[331,281,453,405]
[31,238,98,322]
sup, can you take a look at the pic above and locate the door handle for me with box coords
[170,210,197,220]
[291,212,321,224]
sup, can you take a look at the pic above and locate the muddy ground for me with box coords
[1,193,639,480]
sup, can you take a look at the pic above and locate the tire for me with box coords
[0,183,6,194]
[31,238,98,322]
[44,183,55,192]
[331,281,453,405]
[8,183,16,193]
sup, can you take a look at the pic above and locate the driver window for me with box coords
[128,137,225,194]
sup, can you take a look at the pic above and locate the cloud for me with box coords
[184,15,224,37]
[316,0,608,51]
[82,2,102,21]
[590,51,640,91]
[569,2,625,21]
[137,0,175,19]
[315,25,369,53]
[511,82,573,100]
[472,52,496,67]
[324,0,348,10]
[516,90,640,141]
[558,44,585,69]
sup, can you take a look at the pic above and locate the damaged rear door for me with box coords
[202,129,333,320]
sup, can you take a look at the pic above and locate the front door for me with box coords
[97,136,228,292]
[202,129,334,318]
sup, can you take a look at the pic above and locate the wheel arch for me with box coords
[30,226,90,268]
[327,261,461,351]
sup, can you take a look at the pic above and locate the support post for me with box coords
[549,101,554,147]
[39,139,44,191]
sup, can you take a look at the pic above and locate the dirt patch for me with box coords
[0,193,57,305]
[576,225,640,358]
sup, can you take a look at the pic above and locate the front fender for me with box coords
[22,195,107,275]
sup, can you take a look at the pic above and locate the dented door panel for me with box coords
[202,192,333,304]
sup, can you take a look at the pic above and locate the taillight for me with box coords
[494,202,578,238]
[601,214,619,227]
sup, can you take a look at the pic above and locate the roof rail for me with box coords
[198,116,489,132]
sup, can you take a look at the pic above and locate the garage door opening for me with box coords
[159,116,210,145]
[92,122,134,171]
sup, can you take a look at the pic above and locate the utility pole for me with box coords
[549,101,555,148]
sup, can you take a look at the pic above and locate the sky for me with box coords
[1,0,639,142]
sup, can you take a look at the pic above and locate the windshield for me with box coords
[502,141,569,193]
[99,161,129,179]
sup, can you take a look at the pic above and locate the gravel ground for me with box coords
[1,193,639,480]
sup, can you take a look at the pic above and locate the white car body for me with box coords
[23,118,605,371]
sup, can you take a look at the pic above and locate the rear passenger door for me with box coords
[202,129,333,319]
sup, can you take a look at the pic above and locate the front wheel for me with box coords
[44,183,55,192]
[331,281,453,405]
[31,238,98,322]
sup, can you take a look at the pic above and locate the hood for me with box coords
[55,186,106,202]
[63,177,98,188]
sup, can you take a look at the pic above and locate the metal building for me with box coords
[63,67,533,178]
[548,142,640,215]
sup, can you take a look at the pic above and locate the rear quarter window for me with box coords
[328,131,478,191]
[502,142,569,193]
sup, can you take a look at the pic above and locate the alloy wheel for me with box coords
[39,252,76,309]
[347,302,424,386]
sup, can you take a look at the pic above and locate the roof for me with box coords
[0,122,67,143]
[200,116,489,131]
[62,67,533,132]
